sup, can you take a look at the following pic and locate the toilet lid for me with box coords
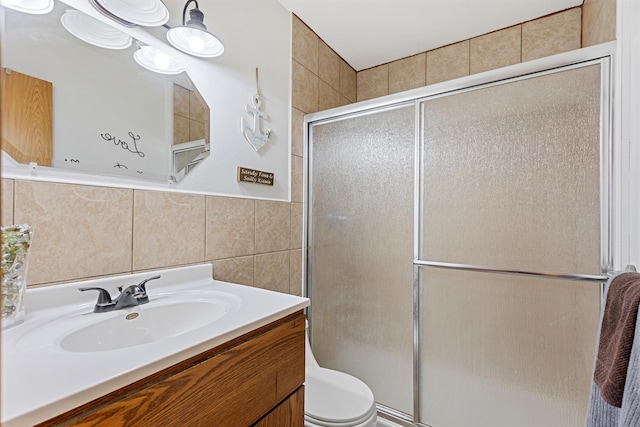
[305,366,376,424]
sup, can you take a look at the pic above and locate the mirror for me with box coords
[1,1,210,183]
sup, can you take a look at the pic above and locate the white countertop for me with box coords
[1,264,309,427]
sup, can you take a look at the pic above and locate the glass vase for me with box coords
[2,224,33,329]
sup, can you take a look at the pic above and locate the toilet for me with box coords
[304,324,378,427]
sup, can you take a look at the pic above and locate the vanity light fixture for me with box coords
[61,9,132,50]
[166,0,224,58]
[0,0,53,14]
[133,45,185,75]
[89,0,168,27]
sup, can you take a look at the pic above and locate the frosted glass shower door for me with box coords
[418,63,605,427]
[308,104,415,416]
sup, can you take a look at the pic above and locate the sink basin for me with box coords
[61,300,231,352]
[15,291,241,353]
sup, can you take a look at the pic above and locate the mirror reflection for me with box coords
[1,1,210,183]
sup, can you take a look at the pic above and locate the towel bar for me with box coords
[413,260,638,283]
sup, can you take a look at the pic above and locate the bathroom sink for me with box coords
[2,264,310,427]
[15,291,241,354]
[61,299,232,352]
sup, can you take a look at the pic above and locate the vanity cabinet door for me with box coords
[40,311,305,427]
[253,387,304,427]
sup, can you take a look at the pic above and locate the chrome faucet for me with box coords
[79,275,161,313]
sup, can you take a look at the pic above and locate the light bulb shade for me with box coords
[166,26,224,58]
[61,9,132,50]
[89,0,169,26]
[0,0,53,14]
[134,45,185,75]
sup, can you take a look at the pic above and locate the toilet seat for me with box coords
[304,366,377,427]
[304,410,377,427]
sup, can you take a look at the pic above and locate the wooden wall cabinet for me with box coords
[37,311,306,427]
[1,68,53,166]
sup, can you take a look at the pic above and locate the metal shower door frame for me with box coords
[304,42,616,426]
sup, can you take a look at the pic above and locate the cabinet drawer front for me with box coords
[48,312,305,427]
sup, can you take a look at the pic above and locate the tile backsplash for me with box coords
[12,180,133,285]
[1,178,304,296]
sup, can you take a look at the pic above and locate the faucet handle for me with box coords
[137,275,161,294]
[117,275,160,295]
[78,287,116,312]
[78,287,112,304]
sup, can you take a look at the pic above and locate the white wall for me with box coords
[171,0,292,200]
[617,0,640,269]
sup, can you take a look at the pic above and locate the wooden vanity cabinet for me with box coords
[38,311,306,427]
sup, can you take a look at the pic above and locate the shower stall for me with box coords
[305,44,615,427]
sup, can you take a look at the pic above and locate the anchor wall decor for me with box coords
[241,68,271,152]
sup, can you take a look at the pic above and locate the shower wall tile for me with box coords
[292,15,319,74]
[355,7,595,101]
[205,196,255,260]
[319,39,340,90]
[212,256,254,286]
[470,25,522,74]
[2,179,14,226]
[291,154,304,203]
[174,114,190,145]
[319,80,347,111]
[290,249,303,296]
[189,119,207,142]
[254,251,290,293]
[132,190,205,271]
[339,58,357,102]
[291,202,303,250]
[13,181,133,285]
[292,14,357,112]
[256,200,291,254]
[389,53,426,94]
[189,91,209,124]
[522,8,582,62]
[173,84,190,117]
[582,0,616,47]
[292,59,319,113]
[174,84,210,146]
[291,107,304,158]
[358,64,389,101]
[426,40,470,85]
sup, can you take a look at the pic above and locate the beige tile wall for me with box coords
[0,3,614,297]
[173,84,210,145]
[582,0,616,47]
[292,15,357,115]
[522,8,582,62]
[1,180,304,295]
[357,6,614,101]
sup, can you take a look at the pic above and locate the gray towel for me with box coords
[585,274,640,427]
[595,273,640,407]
